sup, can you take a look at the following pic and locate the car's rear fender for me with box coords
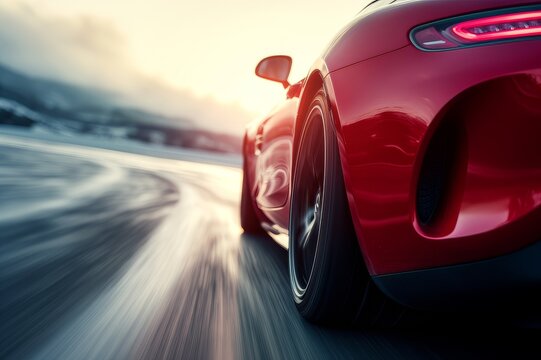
[326,39,541,276]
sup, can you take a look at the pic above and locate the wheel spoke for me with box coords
[299,217,315,249]
[301,220,319,279]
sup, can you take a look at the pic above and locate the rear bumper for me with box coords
[373,239,541,311]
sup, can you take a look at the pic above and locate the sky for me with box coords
[0,0,366,129]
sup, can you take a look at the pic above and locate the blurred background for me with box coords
[0,0,360,154]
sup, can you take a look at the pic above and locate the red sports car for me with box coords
[241,0,541,326]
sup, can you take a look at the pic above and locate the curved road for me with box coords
[0,134,539,359]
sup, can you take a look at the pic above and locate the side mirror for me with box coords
[255,55,292,88]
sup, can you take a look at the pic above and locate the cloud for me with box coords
[0,3,133,89]
[0,2,253,134]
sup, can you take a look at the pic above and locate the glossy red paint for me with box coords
[244,0,541,277]
[245,96,298,232]
[327,44,541,275]
[324,0,541,71]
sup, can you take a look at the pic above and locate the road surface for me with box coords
[0,134,539,359]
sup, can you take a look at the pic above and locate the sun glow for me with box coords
[2,0,364,116]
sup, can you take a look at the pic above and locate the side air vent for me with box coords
[416,119,466,228]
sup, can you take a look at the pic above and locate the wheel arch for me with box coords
[293,63,380,275]
[291,64,369,262]
[293,59,340,173]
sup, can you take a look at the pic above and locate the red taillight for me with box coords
[411,7,541,51]
[451,11,541,42]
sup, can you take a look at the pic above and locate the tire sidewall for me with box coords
[289,90,347,318]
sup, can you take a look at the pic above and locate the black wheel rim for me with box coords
[290,106,325,297]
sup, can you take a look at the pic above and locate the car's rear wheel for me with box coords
[289,90,402,326]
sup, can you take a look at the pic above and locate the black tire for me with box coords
[289,90,402,327]
[241,155,264,234]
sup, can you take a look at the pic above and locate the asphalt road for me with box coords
[1,134,540,360]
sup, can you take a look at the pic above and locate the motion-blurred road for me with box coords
[1,134,539,360]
